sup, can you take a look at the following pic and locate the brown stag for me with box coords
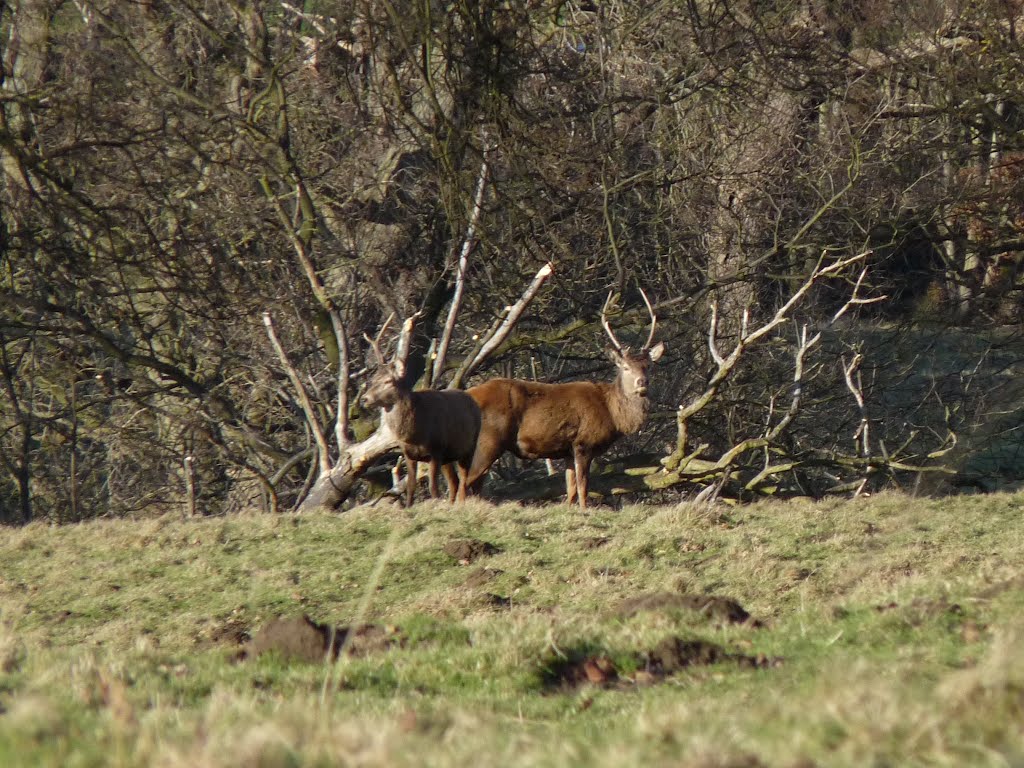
[360,318,481,505]
[465,292,665,508]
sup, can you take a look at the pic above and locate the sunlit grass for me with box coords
[1,491,1024,766]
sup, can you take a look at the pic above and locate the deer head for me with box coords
[360,314,407,410]
[601,289,665,397]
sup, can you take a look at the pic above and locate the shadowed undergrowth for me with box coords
[2,491,1024,766]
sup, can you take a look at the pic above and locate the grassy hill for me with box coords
[2,492,1024,767]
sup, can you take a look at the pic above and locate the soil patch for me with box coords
[443,538,499,564]
[541,654,619,689]
[579,536,610,550]
[978,574,1024,599]
[243,615,401,663]
[875,596,964,625]
[541,636,779,691]
[463,567,503,587]
[643,637,777,674]
[614,592,761,626]
[480,593,512,609]
[208,618,251,646]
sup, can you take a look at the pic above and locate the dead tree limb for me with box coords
[450,261,554,388]
[328,308,351,453]
[667,251,879,470]
[842,351,869,458]
[296,426,399,513]
[654,251,929,498]
[432,145,489,385]
[263,312,331,475]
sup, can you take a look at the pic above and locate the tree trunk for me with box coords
[17,432,31,525]
[1,0,52,211]
[297,426,398,513]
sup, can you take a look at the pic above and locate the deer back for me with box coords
[402,388,481,463]
[467,304,665,462]
[469,378,619,460]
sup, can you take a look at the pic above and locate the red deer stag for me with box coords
[360,318,482,505]
[466,292,665,508]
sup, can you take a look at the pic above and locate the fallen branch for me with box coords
[296,426,398,513]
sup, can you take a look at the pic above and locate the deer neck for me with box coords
[604,378,649,436]
[381,392,415,440]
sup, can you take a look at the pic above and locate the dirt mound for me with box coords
[209,619,251,646]
[481,593,512,609]
[541,636,780,691]
[462,567,503,587]
[644,637,728,673]
[244,615,401,663]
[643,637,777,674]
[541,654,620,689]
[614,592,760,626]
[978,574,1024,598]
[443,538,499,564]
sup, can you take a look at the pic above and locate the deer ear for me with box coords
[605,346,623,363]
[647,342,665,362]
[392,359,406,379]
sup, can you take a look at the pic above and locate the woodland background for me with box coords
[4,0,1024,523]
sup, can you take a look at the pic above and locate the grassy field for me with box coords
[2,491,1024,767]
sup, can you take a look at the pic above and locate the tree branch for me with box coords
[328,308,351,453]
[433,144,489,385]
[263,312,331,474]
[451,261,554,387]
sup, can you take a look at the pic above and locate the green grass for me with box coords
[2,491,1024,766]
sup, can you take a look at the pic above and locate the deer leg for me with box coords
[441,463,460,503]
[427,459,441,499]
[465,435,503,495]
[565,466,577,506]
[405,455,418,507]
[467,475,486,496]
[456,460,473,502]
[573,448,593,509]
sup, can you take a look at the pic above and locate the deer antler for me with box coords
[600,291,625,353]
[638,287,658,352]
[363,312,395,365]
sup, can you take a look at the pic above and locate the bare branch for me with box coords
[259,175,333,312]
[296,424,399,513]
[280,2,328,35]
[842,352,869,459]
[752,250,872,346]
[765,323,821,442]
[669,251,876,473]
[183,455,196,518]
[708,301,725,367]
[433,145,490,384]
[263,311,331,474]
[393,311,421,378]
[452,261,554,387]
[832,267,889,324]
[328,309,351,452]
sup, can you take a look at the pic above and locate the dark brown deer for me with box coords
[360,318,482,505]
[465,292,665,508]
